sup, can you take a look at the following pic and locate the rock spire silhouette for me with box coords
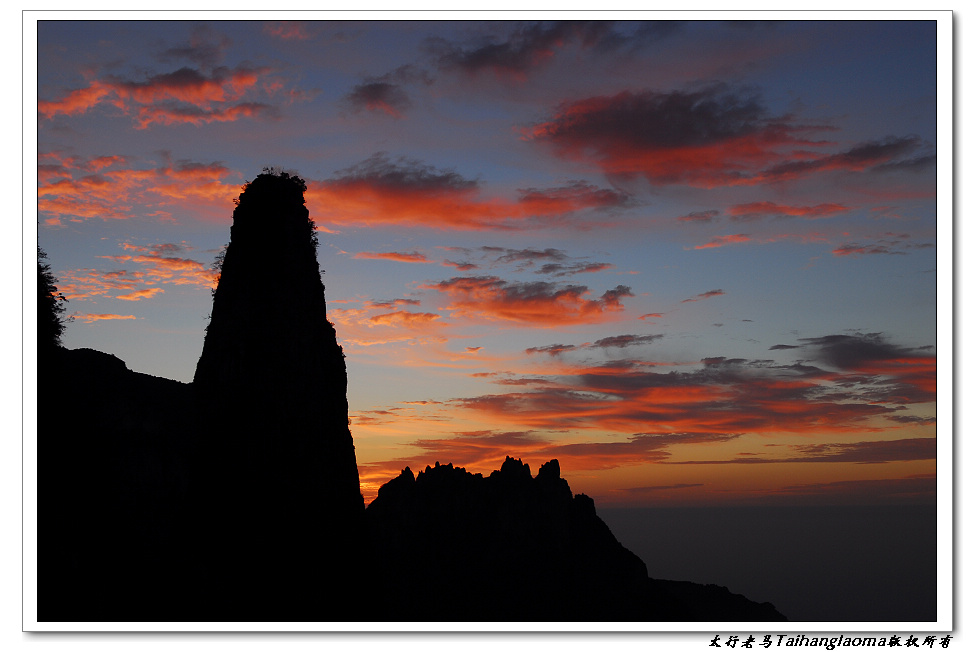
[191,170,364,618]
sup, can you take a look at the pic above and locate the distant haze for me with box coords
[600,504,937,622]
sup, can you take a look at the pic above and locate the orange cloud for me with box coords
[326,297,452,353]
[109,66,258,106]
[58,242,217,305]
[130,100,275,129]
[38,156,241,224]
[369,311,442,328]
[424,276,632,326]
[305,154,628,230]
[99,242,218,288]
[443,259,479,271]
[39,61,285,129]
[516,181,631,214]
[57,268,144,301]
[115,287,164,301]
[307,178,494,230]
[71,313,137,323]
[38,82,112,119]
[353,251,432,263]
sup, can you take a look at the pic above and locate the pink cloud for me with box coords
[694,234,751,250]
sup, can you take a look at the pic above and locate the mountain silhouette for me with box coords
[367,457,784,621]
[35,169,785,623]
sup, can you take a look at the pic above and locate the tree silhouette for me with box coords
[38,246,68,352]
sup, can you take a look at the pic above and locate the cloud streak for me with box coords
[526,333,664,356]
[693,234,751,250]
[670,437,935,465]
[425,21,681,80]
[831,233,932,257]
[57,241,217,303]
[353,251,432,263]
[37,154,241,224]
[526,85,831,186]
[728,201,850,221]
[448,332,934,439]
[71,312,138,323]
[308,155,630,230]
[527,86,931,188]
[39,63,283,128]
[424,276,633,325]
[425,22,612,79]
[354,329,936,501]
[681,289,725,303]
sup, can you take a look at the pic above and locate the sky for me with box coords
[33,15,944,512]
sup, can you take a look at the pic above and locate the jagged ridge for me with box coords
[366,456,786,622]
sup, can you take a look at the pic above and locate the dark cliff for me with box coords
[37,348,196,621]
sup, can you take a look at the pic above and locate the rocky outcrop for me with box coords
[366,457,786,621]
